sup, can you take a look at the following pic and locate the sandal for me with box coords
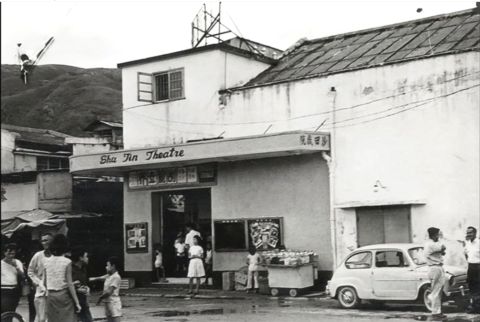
[187,291,193,294]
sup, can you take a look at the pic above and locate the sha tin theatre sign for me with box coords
[100,148,185,165]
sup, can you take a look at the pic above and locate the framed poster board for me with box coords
[213,220,247,251]
[125,222,148,253]
[247,218,282,250]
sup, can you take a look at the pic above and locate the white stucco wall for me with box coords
[212,154,331,271]
[38,172,73,212]
[2,183,38,212]
[123,185,153,272]
[222,52,480,268]
[121,49,272,149]
[66,138,113,155]
[1,129,16,174]
[123,51,479,269]
[122,154,331,273]
[14,154,37,172]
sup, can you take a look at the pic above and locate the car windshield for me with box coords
[408,247,427,266]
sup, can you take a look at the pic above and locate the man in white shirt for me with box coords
[464,226,480,313]
[184,224,201,249]
[27,233,53,322]
[424,227,446,320]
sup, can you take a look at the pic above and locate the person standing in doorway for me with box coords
[71,246,93,322]
[203,242,212,288]
[464,226,480,313]
[174,235,187,275]
[424,227,446,321]
[185,224,201,250]
[27,233,53,322]
[154,245,168,283]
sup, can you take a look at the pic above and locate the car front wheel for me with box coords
[421,285,434,312]
[338,286,361,309]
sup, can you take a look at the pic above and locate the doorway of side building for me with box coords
[356,206,411,247]
[159,188,211,277]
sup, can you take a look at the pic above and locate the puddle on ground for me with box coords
[384,315,480,322]
[150,305,268,317]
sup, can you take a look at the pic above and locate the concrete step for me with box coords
[150,277,213,289]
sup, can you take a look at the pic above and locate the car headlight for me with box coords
[448,276,454,286]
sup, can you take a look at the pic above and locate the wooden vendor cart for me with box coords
[264,262,315,297]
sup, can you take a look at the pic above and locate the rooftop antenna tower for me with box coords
[192,2,234,48]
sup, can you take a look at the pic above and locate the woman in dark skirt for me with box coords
[43,234,81,322]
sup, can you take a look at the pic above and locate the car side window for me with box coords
[345,251,372,269]
[375,251,409,268]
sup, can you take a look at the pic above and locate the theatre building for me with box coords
[71,8,479,286]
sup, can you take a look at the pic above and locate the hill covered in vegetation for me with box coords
[1,64,122,136]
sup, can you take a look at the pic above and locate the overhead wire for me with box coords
[127,110,217,137]
[125,83,478,137]
[122,71,479,127]
[312,83,480,130]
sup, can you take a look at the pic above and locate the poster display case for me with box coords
[213,217,283,251]
[125,222,148,253]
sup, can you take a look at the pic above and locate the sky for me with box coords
[1,1,475,69]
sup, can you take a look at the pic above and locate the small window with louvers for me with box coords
[137,72,153,102]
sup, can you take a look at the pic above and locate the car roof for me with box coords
[356,243,424,251]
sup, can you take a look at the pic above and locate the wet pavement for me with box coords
[15,294,480,322]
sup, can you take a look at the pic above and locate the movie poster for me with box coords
[125,222,148,253]
[247,218,282,250]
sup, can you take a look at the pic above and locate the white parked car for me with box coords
[326,243,469,310]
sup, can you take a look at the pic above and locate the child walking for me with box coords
[246,246,261,293]
[154,246,168,283]
[89,256,122,322]
[187,235,204,295]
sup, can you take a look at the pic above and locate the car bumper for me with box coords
[326,281,333,297]
[445,285,469,298]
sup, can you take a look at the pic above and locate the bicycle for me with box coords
[1,312,26,322]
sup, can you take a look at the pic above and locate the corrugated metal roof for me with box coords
[241,8,479,89]
[1,124,71,146]
[82,120,123,132]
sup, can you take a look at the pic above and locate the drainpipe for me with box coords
[322,87,337,270]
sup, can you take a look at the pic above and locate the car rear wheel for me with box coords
[338,286,361,309]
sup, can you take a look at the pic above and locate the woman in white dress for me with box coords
[187,236,205,294]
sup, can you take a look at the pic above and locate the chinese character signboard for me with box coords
[299,134,329,148]
[125,222,148,253]
[128,164,216,190]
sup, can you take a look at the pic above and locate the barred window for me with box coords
[154,70,184,102]
[37,157,69,170]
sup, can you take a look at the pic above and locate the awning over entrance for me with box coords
[70,131,330,176]
[1,209,68,238]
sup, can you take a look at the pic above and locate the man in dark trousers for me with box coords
[464,226,480,313]
[71,246,93,322]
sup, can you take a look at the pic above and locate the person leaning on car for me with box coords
[424,227,446,321]
[464,226,480,313]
